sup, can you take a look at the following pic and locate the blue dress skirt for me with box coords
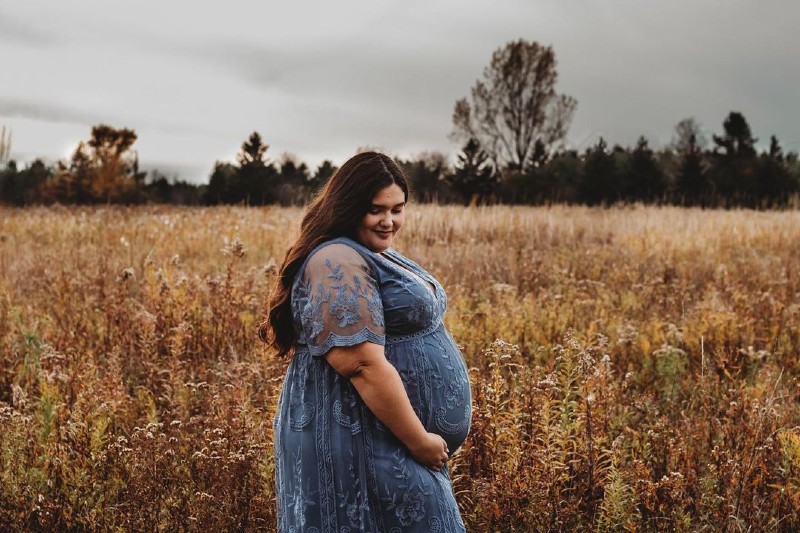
[273,237,472,532]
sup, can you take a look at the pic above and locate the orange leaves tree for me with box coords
[51,124,145,203]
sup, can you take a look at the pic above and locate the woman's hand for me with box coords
[326,342,450,470]
[409,432,449,470]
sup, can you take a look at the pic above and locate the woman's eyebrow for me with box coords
[371,201,406,209]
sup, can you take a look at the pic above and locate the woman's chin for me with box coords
[368,241,390,253]
[360,232,394,252]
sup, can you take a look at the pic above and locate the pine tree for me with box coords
[674,134,709,206]
[625,137,666,203]
[235,132,277,204]
[446,139,497,204]
[710,112,758,205]
[579,138,618,205]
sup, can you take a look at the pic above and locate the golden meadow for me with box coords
[1,205,799,532]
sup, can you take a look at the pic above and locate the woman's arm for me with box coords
[325,342,449,469]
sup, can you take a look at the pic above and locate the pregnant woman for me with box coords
[260,151,471,532]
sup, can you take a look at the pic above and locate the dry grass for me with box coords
[1,204,799,532]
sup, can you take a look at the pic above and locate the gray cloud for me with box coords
[0,98,99,125]
[0,97,218,138]
[0,8,57,46]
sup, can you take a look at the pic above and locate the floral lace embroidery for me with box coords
[298,278,329,341]
[288,453,317,527]
[383,450,432,527]
[300,254,384,354]
[337,449,370,530]
[326,259,363,328]
[359,275,385,328]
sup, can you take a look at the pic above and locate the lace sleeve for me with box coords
[299,243,385,357]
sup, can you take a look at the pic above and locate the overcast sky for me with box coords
[1,0,798,183]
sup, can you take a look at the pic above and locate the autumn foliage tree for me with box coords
[42,124,145,203]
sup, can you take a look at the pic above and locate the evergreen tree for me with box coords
[540,150,581,203]
[0,160,19,204]
[710,112,758,205]
[276,154,310,205]
[308,160,337,193]
[0,159,52,205]
[235,132,277,204]
[404,152,454,203]
[713,112,756,158]
[397,153,451,203]
[674,134,709,206]
[756,135,798,206]
[579,138,618,205]
[205,162,238,205]
[446,139,496,204]
[625,137,666,202]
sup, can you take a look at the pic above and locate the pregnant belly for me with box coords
[387,326,472,454]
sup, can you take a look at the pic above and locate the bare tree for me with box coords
[0,125,11,162]
[671,118,708,152]
[451,39,577,174]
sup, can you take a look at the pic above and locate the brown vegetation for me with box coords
[1,205,799,531]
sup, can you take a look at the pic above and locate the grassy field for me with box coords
[1,204,799,532]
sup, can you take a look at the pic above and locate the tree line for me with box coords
[1,113,797,209]
[1,39,798,208]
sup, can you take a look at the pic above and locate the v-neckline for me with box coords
[378,250,437,298]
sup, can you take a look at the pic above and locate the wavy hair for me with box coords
[258,151,409,357]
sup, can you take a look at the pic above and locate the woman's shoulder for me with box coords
[303,237,379,277]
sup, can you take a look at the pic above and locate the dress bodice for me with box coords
[290,237,448,348]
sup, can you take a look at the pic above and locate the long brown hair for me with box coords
[258,151,409,357]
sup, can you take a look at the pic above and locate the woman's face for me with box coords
[355,184,406,253]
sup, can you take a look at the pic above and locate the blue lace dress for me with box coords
[274,237,472,532]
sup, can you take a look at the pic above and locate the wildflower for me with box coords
[11,384,26,408]
[222,236,246,258]
[263,258,278,276]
